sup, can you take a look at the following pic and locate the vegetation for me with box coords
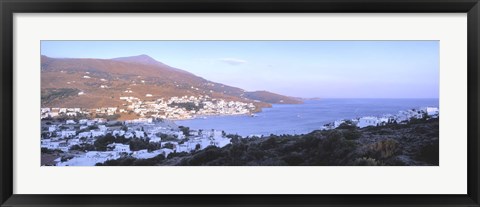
[92,133,161,152]
[99,118,439,166]
[41,147,63,154]
[178,126,190,137]
[96,155,166,166]
[70,144,95,151]
[94,113,121,121]
[168,102,204,111]
[41,88,80,105]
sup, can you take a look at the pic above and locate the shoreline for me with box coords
[169,103,440,137]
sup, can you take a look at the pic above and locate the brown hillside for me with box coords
[41,55,302,108]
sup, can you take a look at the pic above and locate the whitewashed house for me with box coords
[424,107,439,116]
[66,112,76,116]
[78,132,92,138]
[66,120,76,124]
[60,130,76,138]
[211,136,231,148]
[41,108,51,113]
[90,130,106,137]
[48,125,57,132]
[57,151,120,166]
[111,143,131,153]
[333,120,346,128]
[98,125,107,131]
[149,136,162,143]
[132,149,173,159]
[124,132,134,139]
[176,131,185,139]
[86,120,95,126]
[68,138,81,146]
[41,139,55,149]
[134,130,145,138]
[357,117,379,128]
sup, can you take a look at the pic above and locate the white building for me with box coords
[134,130,145,138]
[57,151,120,166]
[90,130,106,137]
[132,149,173,159]
[111,143,131,153]
[124,132,134,139]
[211,136,231,148]
[78,132,92,138]
[333,120,346,128]
[60,130,76,138]
[68,138,81,146]
[149,136,162,143]
[98,125,107,131]
[66,120,76,124]
[41,139,58,149]
[48,125,57,132]
[357,117,379,128]
[424,107,439,116]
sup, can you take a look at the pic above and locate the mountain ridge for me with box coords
[41,55,303,110]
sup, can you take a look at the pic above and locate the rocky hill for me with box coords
[41,55,302,109]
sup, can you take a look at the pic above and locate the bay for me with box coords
[174,99,439,137]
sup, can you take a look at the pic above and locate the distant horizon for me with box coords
[41,41,439,99]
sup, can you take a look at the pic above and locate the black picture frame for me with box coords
[1,0,479,206]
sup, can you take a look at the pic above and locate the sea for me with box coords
[174,99,439,137]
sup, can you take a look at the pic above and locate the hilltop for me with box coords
[41,55,302,109]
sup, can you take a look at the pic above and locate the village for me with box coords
[323,106,439,130]
[40,94,439,166]
[41,116,232,166]
[40,95,258,166]
[41,95,257,120]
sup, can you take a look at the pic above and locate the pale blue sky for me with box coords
[41,41,439,99]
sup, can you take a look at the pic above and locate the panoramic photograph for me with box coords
[40,41,439,166]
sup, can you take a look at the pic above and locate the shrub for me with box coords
[282,153,304,165]
[353,157,382,166]
[343,129,361,140]
[368,139,400,159]
[416,142,439,165]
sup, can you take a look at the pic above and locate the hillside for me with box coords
[245,91,303,104]
[98,118,439,166]
[41,55,302,109]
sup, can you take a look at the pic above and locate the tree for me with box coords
[162,143,175,150]
[179,126,190,136]
[93,134,116,151]
[129,138,149,151]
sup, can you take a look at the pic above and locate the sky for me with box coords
[41,41,439,99]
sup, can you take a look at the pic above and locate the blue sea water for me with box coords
[174,99,439,137]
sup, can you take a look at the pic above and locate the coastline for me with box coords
[172,99,439,137]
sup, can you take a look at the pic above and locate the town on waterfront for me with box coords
[41,41,439,166]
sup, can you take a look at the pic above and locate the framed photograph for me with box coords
[1,0,479,206]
